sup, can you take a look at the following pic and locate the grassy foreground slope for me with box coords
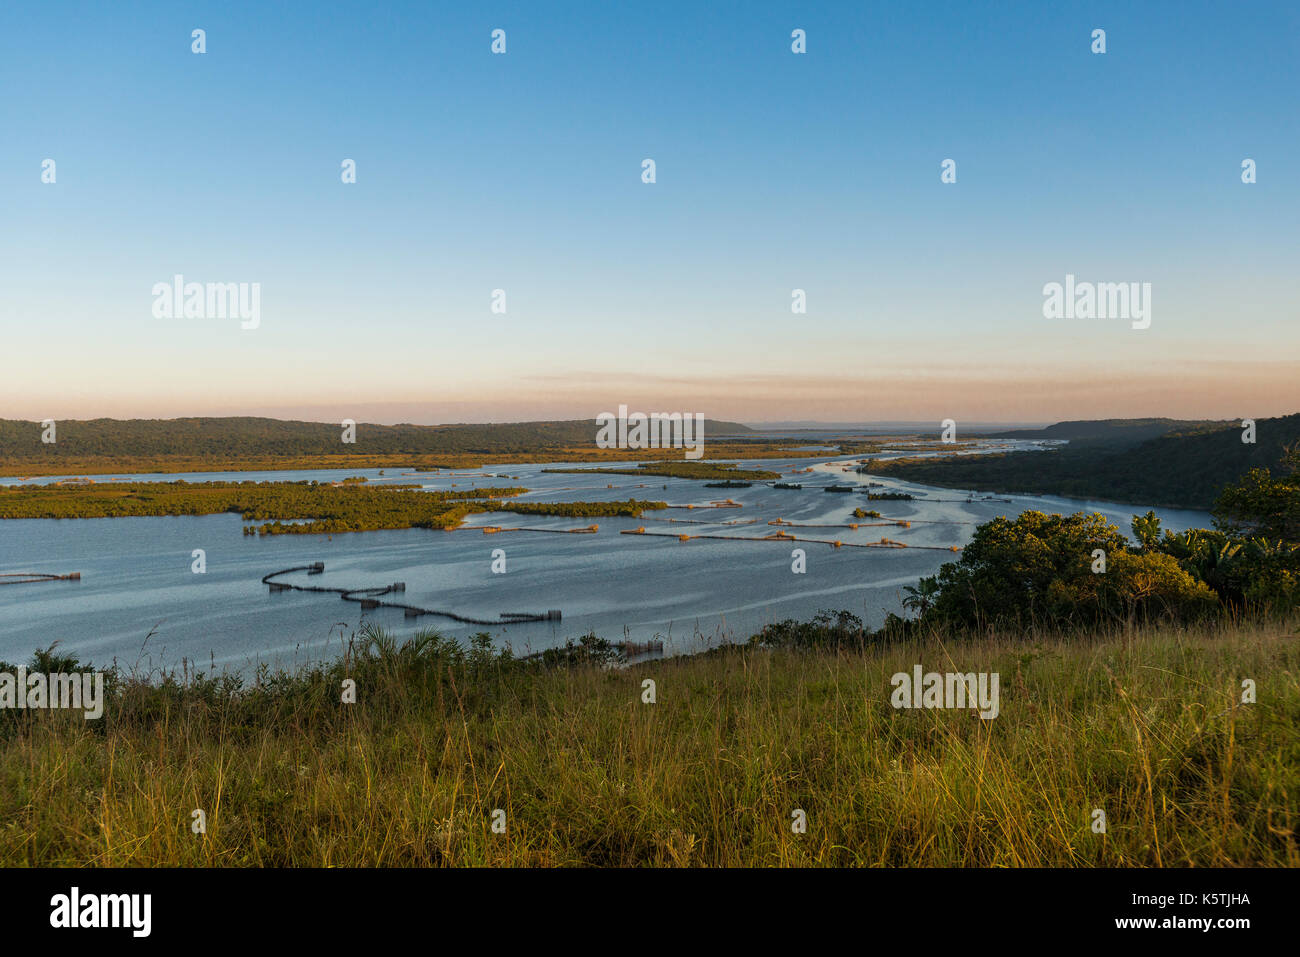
[1,618,1294,867]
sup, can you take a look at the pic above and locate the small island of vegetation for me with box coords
[543,462,780,481]
[0,481,667,536]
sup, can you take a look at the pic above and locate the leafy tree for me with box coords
[749,610,870,650]
[901,577,940,616]
[1213,445,1300,542]
[926,510,1215,628]
[1131,510,1162,551]
[1203,446,1300,610]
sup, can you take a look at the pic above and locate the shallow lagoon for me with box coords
[0,445,1212,674]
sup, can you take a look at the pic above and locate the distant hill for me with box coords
[989,418,1230,444]
[0,416,752,468]
[871,414,1299,509]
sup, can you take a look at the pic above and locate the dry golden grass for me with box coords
[0,618,1295,867]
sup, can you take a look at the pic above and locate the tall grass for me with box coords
[0,618,1295,866]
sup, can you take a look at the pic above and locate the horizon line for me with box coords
[2,413,1279,431]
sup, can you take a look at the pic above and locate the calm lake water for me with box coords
[0,444,1213,674]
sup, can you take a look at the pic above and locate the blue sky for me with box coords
[1,0,1296,424]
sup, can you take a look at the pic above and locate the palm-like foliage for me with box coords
[901,577,940,616]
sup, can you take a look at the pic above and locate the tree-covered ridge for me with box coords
[0,416,755,474]
[0,481,667,535]
[986,417,1228,443]
[867,413,1300,509]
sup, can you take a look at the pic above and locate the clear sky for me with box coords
[1,0,1296,425]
